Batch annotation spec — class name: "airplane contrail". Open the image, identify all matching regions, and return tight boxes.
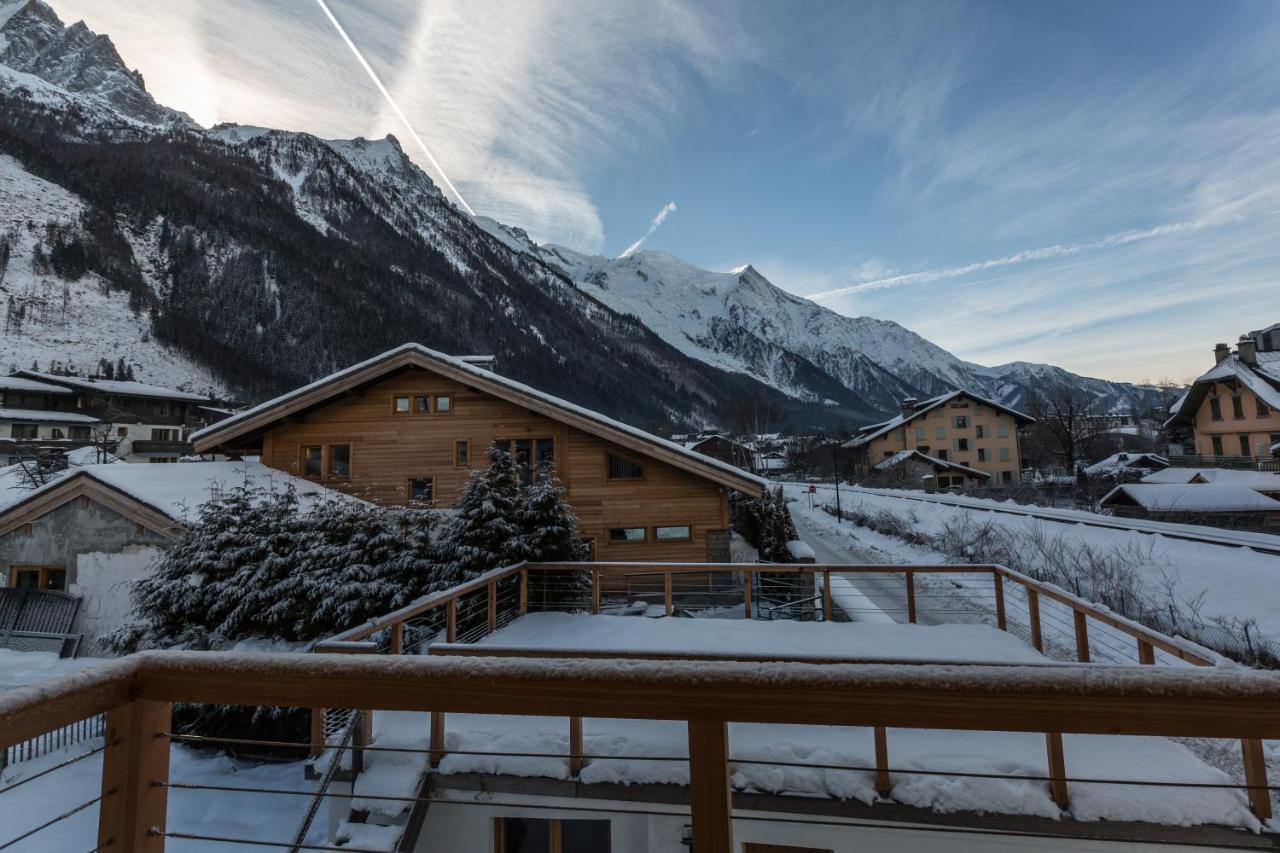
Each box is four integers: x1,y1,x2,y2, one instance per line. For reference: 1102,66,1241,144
620,201,677,258
313,0,475,216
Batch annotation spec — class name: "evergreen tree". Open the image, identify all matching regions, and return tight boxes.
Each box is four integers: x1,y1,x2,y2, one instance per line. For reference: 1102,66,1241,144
517,465,590,610
442,443,524,578
115,356,128,381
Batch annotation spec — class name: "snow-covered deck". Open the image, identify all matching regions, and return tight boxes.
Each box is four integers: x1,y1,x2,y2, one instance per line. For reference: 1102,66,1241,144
472,611,1050,664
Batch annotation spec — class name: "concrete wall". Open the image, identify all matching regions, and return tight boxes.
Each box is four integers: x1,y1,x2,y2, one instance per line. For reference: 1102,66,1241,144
0,498,168,654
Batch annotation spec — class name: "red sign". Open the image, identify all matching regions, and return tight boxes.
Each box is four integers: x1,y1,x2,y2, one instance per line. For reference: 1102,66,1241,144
808,484,817,493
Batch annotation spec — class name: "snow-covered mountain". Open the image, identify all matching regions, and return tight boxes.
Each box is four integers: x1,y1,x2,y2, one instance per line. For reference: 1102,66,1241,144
477,233,1173,417
0,0,1175,426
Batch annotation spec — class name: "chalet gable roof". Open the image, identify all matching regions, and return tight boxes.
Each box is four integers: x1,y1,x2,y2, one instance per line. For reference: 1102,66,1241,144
1165,352,1280,428
190,344,767,496
846,390,1034,448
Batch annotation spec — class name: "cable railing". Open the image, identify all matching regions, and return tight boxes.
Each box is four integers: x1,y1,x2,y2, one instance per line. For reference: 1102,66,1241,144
1,651,1279,853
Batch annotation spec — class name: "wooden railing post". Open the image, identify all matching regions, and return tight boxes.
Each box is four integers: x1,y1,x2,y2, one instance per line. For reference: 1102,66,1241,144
1137,639,1155,665
822,570,832,622
99,699,172,853
1242,737,1272,820
905,570,917,624
429,712,446,768
309,708,325,758
687,720,733,853
487,581,497,633
993,570,1007,631
569,716,585,776
664,572,673,617
519,568,529,614
873,726,891,797
446,598,457,643
1073,609,1090,663
591,570,601,614
389,622,404,656
1026,588,1043,652
743,571,753,619
1045,732,1069,809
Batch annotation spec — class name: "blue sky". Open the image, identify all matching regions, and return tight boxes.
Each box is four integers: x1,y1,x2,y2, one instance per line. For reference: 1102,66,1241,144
51,0,1280,382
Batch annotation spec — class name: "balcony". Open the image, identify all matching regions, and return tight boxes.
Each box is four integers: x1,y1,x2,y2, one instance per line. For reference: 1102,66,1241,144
127,440,193,456
1,562,1277,852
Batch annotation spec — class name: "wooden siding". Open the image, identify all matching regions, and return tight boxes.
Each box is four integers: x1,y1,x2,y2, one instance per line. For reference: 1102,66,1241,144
261,367,729,562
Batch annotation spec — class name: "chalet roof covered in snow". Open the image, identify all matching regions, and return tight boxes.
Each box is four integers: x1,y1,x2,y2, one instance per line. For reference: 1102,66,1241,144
0,461,359,539
1081,452,1168,476
872,449,991,480
189,343,767,495
14,371,212,402
0,407,99,423
1140,468,1280,492
846,390,1034,448
0,375,72,394
1101,483,1280,513
1166,350,1280,427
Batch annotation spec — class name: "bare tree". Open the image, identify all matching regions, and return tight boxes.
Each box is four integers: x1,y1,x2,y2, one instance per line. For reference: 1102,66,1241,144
12,445,67,489
1024,384,1107,474
722,391,784,441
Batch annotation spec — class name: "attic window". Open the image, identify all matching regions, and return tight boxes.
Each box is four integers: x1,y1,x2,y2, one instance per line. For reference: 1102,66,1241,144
606,452,644,481
393,396,411,414
435,395,452,413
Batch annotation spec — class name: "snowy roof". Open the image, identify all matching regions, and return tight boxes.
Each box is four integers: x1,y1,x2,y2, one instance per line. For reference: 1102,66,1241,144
190,343,766,495
1166,352,1280,427
0,461,360,534
1140,468,1280,491
1101,484,1280,513
1081,452,1168,476
847,390,1034,448
14,371,211,402
871,449,991,479
0,408,99,424
0,376,72,394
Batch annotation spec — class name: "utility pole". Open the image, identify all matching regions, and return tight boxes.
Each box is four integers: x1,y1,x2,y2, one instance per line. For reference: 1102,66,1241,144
832,438,842,523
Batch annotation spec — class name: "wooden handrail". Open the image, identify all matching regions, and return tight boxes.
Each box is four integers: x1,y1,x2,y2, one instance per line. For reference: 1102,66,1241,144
7,651,1280,750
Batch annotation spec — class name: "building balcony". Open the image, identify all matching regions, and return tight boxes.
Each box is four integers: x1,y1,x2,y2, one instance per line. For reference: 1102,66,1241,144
127,440,193,456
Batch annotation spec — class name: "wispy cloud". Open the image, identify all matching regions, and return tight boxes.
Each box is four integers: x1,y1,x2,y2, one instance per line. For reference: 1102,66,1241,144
807,219,1209,299
620,201,677,258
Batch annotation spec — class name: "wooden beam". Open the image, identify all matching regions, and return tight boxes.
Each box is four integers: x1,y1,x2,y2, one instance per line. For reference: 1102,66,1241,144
822,570,832,622
687,720,733,853
389,622,403,656
430,712,445,768
487,581,497,634
98,700,171,853
905,571,917,624
519,568,529,615
1138,639,1155,666
569,716,585,776
1044,732,1069,809
993,570,1006,631
446,598,457,643
1027,589,1043,652
1073,609,1091,663
743,571,752,619
664,573,673,617
1242,737,1272,820
873,726,891,797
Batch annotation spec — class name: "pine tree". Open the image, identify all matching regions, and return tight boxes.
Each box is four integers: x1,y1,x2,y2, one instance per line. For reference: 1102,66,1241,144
442,443,524,578
517,465,590,610
115,356,129,381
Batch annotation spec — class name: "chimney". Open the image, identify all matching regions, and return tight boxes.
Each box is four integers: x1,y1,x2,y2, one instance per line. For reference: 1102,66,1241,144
1238,335,1257,367
901,397,918,419
1213,343,1231,365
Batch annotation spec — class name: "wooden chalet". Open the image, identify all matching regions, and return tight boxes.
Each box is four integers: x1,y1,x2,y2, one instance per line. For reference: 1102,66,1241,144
190,344,767,562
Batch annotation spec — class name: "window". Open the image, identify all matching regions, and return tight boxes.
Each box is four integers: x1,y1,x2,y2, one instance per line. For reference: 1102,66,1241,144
654,525,691,541
1259,399,1271,418
999,446,1011,462
148,457,179,464
494,817,610,853
1210,398,1223,421
975,425,987,438
882,450,894,458
915,445,931,455
455,440,470,467
9,566,65,591
11,423,36,440
936,449,948,460
915,427,926,440
609,527,646,543
606,452,644,481
415,395,430,413
409,477,434,503
1240,435,1252,457
1211,436,1224,456
997,423,1009,438
393,395,411,414
977,448,988,462
955,437,969,451
117,427,128,437
1001,471,1013,484
328,444,351,479
934,426,945,440
151,428,178,441
952,415,968,429
435,395,452,413
302,446,323,477
500,438,555,484
1232,396,1245,419
49,427,64,440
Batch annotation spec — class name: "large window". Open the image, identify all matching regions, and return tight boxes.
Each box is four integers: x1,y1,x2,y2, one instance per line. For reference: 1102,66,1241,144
151,428,178,441
498,438,555,484
606,452,644,481
11,424,36,440
1232,396,1245,419
69,426,91,441
495,817,610,853
1210,398,1223,421
9,566,66,591
455,440,470,467
999,446,1011,462
302,446,323,477
608,527,646,543
1211,436,1224,456
1240,435,1252,457
409,477,434,503
654,525,691,541
952,415,969,429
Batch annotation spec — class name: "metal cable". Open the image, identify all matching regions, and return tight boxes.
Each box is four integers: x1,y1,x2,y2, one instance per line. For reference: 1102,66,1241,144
0,793,107,851
0,743,109,796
